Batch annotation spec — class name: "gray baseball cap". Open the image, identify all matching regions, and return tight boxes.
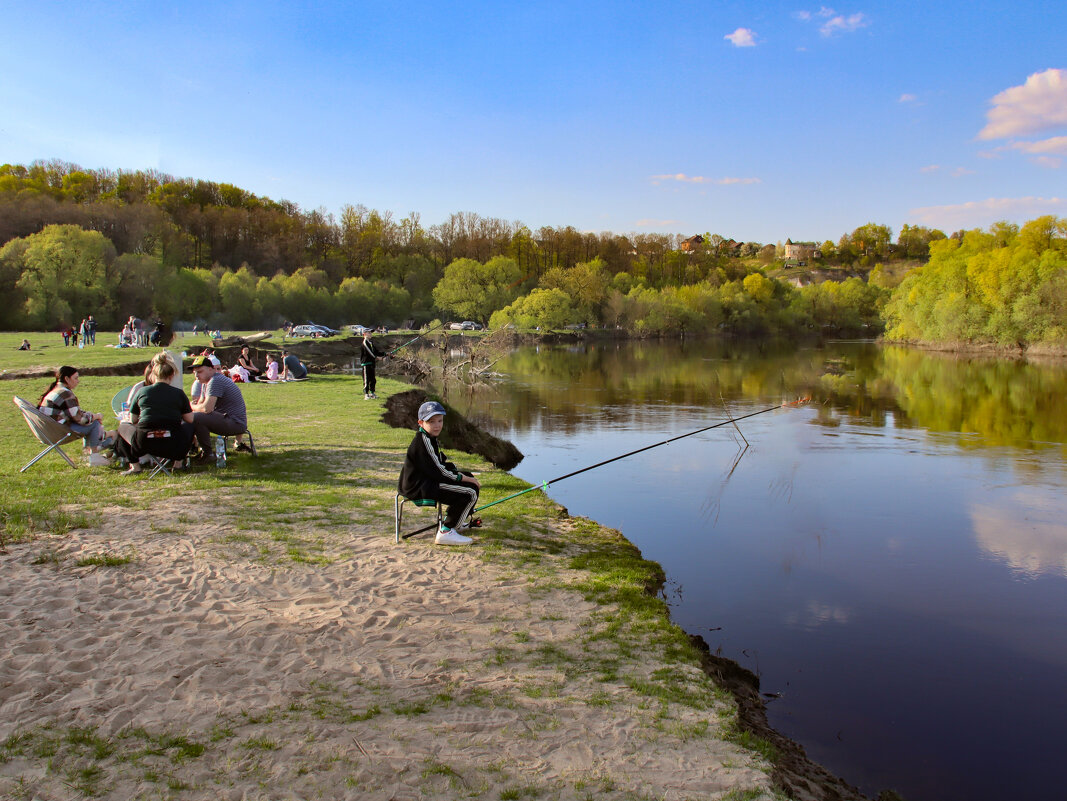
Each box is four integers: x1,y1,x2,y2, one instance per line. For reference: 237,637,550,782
417,400,447,421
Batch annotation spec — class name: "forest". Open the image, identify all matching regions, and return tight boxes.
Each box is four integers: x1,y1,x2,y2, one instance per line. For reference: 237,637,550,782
1,160,1065,346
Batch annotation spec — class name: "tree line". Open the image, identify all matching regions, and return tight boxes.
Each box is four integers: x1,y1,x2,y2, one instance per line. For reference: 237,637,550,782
1,160,1064,346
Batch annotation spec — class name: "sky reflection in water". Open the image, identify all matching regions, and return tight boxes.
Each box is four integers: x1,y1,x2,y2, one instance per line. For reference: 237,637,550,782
446,340,1067,801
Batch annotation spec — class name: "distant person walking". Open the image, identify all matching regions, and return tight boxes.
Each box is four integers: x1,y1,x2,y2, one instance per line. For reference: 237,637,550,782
87,315,96,345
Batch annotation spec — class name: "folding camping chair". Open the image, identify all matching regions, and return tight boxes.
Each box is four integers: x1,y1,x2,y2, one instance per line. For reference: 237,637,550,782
394,493,442,544
143,453,175,478
13,396,83,472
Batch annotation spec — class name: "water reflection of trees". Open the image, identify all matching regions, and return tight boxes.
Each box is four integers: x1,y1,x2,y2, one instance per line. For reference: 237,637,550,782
460,340,1067,452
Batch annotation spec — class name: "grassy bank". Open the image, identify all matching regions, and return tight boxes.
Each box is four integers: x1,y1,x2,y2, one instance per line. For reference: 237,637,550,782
0,366,788,799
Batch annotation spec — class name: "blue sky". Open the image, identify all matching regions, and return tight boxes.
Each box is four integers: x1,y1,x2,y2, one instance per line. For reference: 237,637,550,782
2,0,1064,244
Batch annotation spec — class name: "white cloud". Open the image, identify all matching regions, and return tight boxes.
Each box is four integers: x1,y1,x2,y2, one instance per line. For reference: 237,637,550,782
978,68,1067,140
909,196,1067,228
899,93,917,103
724,27,757,47
951,167,975,177
1011,136,1067,155
820,12,869,36
650,173,761,186
920,164,940,173
795,8,869,37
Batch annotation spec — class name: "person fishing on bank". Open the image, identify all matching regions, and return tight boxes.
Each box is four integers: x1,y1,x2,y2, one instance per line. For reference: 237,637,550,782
398,401,481,546
359,329,388,399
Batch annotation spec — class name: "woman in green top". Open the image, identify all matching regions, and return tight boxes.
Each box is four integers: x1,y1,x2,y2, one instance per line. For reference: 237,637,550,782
118,353,195,475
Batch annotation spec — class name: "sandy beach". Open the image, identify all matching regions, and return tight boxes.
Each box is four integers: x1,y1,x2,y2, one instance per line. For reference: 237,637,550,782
0,494,780,800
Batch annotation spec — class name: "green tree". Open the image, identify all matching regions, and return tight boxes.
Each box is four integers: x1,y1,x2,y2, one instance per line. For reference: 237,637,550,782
432,256,522,324
4,224,118,328
218,266,259,327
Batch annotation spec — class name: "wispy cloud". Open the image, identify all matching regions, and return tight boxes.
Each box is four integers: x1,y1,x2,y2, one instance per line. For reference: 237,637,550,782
919,165,974,177
909,196,1067,228
978,68,1067,140
899,93,917,103
795,7,869,36
819,12,869,36
1011,136,1067,155
724,27,757,47
650,173,761,186
1009,137,1067,168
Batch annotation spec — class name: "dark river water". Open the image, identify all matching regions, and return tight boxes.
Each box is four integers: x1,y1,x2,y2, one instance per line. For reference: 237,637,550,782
439,338,1067,801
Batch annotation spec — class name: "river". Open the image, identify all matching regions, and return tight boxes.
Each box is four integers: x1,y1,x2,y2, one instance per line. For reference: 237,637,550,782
439,338,1067,801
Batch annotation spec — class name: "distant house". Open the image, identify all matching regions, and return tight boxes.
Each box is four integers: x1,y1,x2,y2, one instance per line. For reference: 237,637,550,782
784,239,820,262
679,234,705,252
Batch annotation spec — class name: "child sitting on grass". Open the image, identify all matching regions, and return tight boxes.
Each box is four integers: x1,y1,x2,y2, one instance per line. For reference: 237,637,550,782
398,401,481,546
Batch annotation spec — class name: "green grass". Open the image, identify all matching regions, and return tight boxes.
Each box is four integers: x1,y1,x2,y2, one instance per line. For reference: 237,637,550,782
74,551,135,567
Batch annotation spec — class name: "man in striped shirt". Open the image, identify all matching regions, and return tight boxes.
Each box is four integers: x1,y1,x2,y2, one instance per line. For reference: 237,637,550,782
190,355,248,462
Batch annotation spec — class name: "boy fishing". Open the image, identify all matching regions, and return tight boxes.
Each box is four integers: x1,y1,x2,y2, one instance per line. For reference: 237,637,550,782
398,400,481,545
360,329,387,399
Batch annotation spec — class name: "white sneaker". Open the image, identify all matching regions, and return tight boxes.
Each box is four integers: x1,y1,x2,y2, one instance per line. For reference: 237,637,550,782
435,527,473,546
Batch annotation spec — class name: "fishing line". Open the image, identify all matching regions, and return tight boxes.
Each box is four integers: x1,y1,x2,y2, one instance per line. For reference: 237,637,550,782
401,398,808,539
387,321,446,355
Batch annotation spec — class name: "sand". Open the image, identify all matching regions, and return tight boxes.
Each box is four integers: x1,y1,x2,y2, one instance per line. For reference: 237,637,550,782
0,500,778,800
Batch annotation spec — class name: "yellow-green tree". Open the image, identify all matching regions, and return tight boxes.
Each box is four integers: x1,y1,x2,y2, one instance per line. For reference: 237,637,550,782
2,224,118,327
432,256,522,324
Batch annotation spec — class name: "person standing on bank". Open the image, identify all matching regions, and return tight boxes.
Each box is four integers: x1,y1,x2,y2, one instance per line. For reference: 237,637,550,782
359,330,387,399
398,401,481,546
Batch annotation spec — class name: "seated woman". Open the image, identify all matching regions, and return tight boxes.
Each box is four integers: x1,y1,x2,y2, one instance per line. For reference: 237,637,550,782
17,339,30,350
117,353,195,475
237,346,261,381
37,366,116,457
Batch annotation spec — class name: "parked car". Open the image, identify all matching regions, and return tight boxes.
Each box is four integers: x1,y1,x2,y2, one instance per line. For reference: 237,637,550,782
348,324,372,334
459,321,482,330
291,323,336,337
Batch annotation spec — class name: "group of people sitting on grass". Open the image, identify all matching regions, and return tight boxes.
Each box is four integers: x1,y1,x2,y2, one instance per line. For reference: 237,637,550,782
214,346,304,383
37,350,250,474
34,335,483,545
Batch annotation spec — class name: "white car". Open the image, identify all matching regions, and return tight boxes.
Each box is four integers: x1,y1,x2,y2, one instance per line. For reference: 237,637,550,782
348,324,372,334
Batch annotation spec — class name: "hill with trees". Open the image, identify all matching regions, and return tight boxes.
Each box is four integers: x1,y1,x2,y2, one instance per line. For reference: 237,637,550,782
2,160,1064,347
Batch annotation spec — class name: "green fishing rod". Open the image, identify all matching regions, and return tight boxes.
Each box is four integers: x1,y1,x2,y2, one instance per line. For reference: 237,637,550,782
402,399,806,539
388,321,446,356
